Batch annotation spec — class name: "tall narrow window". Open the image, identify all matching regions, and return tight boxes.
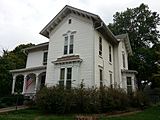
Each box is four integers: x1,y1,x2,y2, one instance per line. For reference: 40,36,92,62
122,52,126,68
110,73,113,88
69,35,74,54
66,68,72,89
64,35,74,55
100,69,103,87
43,52,48,65
127,77,132,94
99,37,102,56
109,45,112,62
59,68,65,87
64,36,68,55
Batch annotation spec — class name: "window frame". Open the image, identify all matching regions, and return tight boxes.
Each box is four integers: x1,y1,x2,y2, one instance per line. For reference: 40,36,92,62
122,52,126,68
127,77,132,94
59,67,72,89
99,36,102,56
66,68,72,89
63,35,74,55
64,36,68,55
109,45,112,63
59,68,65,87
69,35,74,54
109,72,113,88
99,69,103,87
43,51,48,65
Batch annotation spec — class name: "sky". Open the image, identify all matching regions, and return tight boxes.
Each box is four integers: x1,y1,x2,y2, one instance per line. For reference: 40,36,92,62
0,0,160,54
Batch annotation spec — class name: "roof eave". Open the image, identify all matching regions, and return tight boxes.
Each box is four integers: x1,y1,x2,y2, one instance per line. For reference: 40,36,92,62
23,42,49,53
39,5,100,38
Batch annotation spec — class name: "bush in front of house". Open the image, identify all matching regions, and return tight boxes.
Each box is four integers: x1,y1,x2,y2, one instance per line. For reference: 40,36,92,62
99,87,130,112
129,91,150,109
0,94,24,108
35,85,149,114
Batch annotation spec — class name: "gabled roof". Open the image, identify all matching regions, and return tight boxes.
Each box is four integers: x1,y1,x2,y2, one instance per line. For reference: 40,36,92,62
39,5,118,44
116,34,132,55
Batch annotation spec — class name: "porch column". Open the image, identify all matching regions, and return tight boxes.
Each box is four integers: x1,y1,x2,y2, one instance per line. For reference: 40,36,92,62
34,73,39,92
11,75,16,94
22,74,27,94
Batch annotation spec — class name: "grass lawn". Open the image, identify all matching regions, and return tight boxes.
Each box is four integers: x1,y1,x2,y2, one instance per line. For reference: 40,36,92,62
0,105,160,120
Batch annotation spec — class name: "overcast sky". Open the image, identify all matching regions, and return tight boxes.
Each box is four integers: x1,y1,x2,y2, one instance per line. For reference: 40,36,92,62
0,0,160,54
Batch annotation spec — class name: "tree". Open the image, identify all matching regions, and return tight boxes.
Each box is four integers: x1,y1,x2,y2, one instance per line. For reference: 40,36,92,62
109,3,160,51
0,43,34,97
108,3,160,89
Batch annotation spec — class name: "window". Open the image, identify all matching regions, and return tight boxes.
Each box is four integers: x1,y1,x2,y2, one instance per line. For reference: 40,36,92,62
59,68,72,89
43,52,48,65
64,36,68,55
63,35,74,55
109,45,112,62
110,73,113,88
68,19,72,24
127,77,132,94
40,75,46,88
69,35,74,54
66,68,72,89
100,69,103,87
122,52,126,68
99,37,102,56
59,68,65,87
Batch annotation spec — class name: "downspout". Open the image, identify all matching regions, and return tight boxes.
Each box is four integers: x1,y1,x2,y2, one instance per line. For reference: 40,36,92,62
95,22,103,30
22,49,27,56
94,21,104,87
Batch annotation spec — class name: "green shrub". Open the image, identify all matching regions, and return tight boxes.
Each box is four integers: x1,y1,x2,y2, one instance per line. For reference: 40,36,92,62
130,91,149,108
0,94,24,108
35,85,149,114
99,87,130,112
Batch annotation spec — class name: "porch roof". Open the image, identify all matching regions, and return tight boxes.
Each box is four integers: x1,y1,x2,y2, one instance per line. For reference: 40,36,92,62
121,69,138,74
10,66,46,74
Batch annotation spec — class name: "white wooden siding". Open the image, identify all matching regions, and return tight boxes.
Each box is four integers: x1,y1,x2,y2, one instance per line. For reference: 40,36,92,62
46,14,95,87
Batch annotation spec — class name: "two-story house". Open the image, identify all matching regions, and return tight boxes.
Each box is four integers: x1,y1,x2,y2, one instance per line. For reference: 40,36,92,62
10,5,137,98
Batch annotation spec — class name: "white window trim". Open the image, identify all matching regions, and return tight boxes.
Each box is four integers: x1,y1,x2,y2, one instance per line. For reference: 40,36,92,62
63,31,76,56
42,50,48,65
109,45,112,63
122,51,126,69
99,36,102,57
109,71,113,88
59,67,72,87
99,67,104,87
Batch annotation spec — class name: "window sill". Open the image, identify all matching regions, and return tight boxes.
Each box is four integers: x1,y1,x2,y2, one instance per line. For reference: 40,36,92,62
63,54,74,57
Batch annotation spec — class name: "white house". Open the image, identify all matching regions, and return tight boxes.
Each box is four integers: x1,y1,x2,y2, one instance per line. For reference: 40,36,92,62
10,5,137,98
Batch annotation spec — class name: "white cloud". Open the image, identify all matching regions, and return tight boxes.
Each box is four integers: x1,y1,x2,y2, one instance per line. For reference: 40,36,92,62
0,0,160,53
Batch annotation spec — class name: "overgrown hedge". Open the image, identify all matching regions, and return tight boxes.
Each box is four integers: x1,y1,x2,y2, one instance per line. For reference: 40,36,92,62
35,86,149,114
0,94,24,108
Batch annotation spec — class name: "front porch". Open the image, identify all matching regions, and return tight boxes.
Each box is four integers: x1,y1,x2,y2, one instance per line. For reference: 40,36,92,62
10,66,46,98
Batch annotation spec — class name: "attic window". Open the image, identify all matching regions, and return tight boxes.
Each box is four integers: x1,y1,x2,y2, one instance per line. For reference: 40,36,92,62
68,19,72,24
